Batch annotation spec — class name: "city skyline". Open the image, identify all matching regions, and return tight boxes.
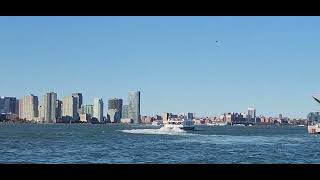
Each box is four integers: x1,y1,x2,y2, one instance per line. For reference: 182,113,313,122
1,16,320,118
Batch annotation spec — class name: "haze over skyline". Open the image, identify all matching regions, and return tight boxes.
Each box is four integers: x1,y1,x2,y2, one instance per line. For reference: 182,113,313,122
0,16,319,118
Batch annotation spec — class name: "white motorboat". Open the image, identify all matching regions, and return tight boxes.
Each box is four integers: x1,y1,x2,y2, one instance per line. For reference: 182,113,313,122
308,123,320,134
164,118,195,130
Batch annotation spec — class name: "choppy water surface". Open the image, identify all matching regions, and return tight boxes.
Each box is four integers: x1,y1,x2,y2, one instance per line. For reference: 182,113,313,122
0,123,319,163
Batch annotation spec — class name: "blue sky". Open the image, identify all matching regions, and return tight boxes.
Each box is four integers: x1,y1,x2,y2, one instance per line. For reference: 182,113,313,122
0,16,319,118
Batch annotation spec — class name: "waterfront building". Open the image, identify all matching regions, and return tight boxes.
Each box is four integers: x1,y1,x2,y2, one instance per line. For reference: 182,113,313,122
19,94,39,121
0,97,18,114
62,96,78,120
121,118,133,124
72,93,83,115
93,98,104,122
56,100,62,119
122,105,128,119
108,109,121,123
128,91,140,123
224,112,246,124
247,107,256,123
40,92,57,123
108,98,123,118
80,113,91,123
279,114,283,120
187,113,194,120
140,116,146,123
162,112,169,124
143,116,153,124
307,112,320,122
81,104,94,116
6,113,19,121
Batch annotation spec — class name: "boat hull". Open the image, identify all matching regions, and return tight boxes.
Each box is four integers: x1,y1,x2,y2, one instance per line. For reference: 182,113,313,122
308,125,320,134
180,126,195,130
163,124,195,130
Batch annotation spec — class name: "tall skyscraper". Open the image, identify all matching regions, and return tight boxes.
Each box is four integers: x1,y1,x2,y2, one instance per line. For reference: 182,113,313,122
72,93,83,112
81,104,94,116
187,113,194,120
62,96,78,119
93,98,103,122
0,97,18,114
128,91,140,123
56,100,62,119
15,99,19,115
122,105,129,119
19,94,39,121
40,92,57,123
279,114,283,120
108,109,120,123
108,98,123,121
162,112,169,124
247,107,256,123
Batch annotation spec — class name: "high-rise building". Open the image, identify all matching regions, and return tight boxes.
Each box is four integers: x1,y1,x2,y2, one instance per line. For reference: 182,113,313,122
279,114,283,120
108,98,123,118
72,93,83,112
62,96,78,119
40,92,57,123
307,112,320,122
15,99,19,115
187,113,194,120
247,107,256,123
93,98,103,122
81,104,94,116
162,112,169,124
108,109,121,123
56,100,62,119
0,97,18,114
122,105,129,119
128,91,140,123
19,94,39,121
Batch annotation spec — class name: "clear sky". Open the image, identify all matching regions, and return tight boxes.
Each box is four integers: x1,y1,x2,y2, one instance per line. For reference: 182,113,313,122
0,16,319,118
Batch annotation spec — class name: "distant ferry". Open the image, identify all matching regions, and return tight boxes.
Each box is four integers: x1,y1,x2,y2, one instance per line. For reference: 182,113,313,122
308,123,320,134
164,118,195,130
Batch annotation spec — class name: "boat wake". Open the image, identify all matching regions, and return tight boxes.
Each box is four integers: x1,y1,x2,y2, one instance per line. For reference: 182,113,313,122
119,126,187,135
